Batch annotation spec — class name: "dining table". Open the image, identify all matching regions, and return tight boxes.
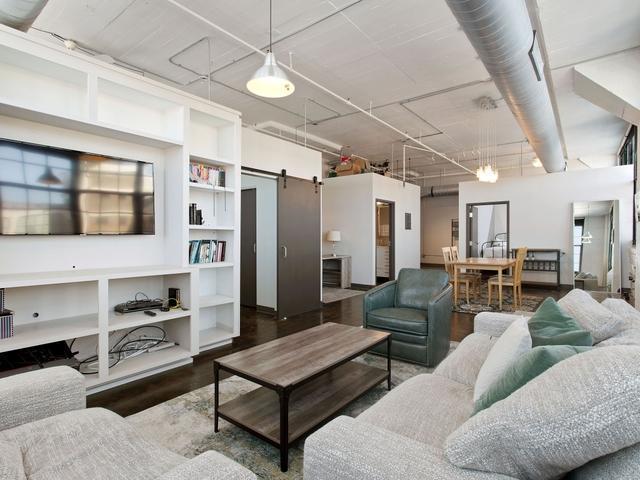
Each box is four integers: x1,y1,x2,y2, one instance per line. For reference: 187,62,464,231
453,257,517,310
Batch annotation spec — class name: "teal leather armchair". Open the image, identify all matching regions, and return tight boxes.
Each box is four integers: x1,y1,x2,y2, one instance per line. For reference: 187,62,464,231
363,268,452,367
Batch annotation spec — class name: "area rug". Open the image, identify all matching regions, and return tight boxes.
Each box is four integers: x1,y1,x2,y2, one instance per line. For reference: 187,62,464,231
322,286,364,304
127,346,456,479
453,291,544,314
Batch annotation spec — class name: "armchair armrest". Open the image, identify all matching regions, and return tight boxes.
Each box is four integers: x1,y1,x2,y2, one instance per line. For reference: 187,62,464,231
363,280,397,322
0,366,85,431
157,451,256,480
427,284,453,366
304,416,514,480
474,312,524,337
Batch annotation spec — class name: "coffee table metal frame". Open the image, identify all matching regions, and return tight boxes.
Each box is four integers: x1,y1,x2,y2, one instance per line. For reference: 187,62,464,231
213,334,391,472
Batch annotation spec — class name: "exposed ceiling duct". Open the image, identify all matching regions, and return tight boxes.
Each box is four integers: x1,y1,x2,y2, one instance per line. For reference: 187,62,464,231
445,0,566,173
422,184,459,198
0,0,48,31
253,120,343,152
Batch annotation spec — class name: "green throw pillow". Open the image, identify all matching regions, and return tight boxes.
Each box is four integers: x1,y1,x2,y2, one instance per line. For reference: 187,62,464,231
473,345,591,414
528,297,593,347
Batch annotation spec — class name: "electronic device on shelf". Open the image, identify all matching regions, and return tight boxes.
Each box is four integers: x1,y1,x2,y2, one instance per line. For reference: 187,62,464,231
114,299,163,314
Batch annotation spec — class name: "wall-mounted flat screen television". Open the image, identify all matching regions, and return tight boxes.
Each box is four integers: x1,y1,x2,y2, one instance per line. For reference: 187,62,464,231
0,139,155,235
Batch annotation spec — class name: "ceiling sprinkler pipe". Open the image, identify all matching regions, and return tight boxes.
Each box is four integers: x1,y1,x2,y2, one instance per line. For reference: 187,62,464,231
164,0,475,176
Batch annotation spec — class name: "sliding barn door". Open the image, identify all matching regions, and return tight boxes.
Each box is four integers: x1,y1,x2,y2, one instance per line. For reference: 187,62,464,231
277,176,321,319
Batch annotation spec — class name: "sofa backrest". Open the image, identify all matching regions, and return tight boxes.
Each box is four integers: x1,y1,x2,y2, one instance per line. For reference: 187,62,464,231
395,268,449,310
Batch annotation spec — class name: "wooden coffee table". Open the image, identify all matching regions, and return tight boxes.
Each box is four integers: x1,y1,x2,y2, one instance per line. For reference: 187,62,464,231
213,322,391,472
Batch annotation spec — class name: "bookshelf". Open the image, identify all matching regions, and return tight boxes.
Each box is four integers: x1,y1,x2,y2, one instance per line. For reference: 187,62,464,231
0,25,242,390
186,107,240,351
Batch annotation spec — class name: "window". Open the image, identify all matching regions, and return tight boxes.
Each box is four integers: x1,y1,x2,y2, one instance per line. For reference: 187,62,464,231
619,125,637,166
573,219,584,273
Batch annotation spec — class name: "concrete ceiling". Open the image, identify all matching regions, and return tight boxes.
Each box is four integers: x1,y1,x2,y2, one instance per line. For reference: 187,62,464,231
27,0,640,185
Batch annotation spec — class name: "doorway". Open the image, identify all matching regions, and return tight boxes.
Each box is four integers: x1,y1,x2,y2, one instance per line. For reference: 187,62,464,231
375,200,395,284
466,201,510,258
240,188,257,307
240,173,278,312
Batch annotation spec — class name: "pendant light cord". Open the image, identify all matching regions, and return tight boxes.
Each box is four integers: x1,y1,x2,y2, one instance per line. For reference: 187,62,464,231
269,0,272,52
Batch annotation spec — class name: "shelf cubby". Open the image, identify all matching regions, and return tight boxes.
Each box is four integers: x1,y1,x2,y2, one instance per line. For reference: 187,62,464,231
0,314,98,354
96,78,184,144
0,44,88,121
189,109,235,161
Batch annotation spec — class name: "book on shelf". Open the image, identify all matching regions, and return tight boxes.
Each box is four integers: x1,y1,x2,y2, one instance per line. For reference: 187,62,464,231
189,163,226,188
189,239,226,264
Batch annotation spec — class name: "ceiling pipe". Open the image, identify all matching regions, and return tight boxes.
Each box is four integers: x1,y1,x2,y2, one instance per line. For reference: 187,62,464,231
445,0,566,173
0,0,49,31
164,0,475,176
422,184,459,198
254,120,343,151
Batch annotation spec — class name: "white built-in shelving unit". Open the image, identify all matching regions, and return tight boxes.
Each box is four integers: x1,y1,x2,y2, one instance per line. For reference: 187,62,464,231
0,25,241,391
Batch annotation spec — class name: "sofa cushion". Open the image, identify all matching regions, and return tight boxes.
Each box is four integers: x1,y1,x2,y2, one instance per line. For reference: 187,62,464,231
395,268,448,310
434,333,496,387
473,345,590,414
568,442,640,480
368,307,428,335
358,373,473,448
527,297,593,347
558,289,623,343
0,439,26,480
0,408,185,480
446,346,640,480
473,317,531,402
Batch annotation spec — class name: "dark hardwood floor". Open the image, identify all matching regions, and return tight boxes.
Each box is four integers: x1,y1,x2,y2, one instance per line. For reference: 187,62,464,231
89,284,565,417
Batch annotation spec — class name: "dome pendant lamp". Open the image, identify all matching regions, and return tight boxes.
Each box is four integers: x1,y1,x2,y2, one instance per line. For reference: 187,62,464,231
246,0,295,98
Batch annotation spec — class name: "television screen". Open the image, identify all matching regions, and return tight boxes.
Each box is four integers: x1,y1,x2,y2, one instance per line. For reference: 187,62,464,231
0,139,155,235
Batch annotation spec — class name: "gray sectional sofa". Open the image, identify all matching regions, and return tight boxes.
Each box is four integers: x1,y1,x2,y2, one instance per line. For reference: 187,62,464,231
304,296,640,480
0,367,255,480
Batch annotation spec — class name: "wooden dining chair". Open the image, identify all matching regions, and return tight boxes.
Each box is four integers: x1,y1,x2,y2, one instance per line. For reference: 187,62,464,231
451,246,482,285
488,247,528,308
442,246,479,304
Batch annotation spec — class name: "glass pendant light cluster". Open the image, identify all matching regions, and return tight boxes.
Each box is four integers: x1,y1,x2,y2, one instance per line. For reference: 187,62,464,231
475,96,499,183
246,0,295,98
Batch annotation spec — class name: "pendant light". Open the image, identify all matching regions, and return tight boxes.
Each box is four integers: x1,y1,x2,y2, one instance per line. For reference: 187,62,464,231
37,165,62,185
246,0,295,98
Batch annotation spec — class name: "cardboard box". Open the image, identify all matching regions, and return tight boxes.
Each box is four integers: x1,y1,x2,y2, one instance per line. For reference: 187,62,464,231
336,162,362,176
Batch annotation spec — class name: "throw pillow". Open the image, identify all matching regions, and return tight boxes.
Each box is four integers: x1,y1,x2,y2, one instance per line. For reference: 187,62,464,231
446,346,640,480
473,316,531,402
473,345,591,414
558,289,623,343
601,298,640,329
0,440,25,480
528,297,593,347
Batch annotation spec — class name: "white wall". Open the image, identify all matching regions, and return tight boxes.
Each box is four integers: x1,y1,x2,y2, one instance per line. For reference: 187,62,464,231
323,175,373,284
421,195,458,264
242,127,322,180
459,165,634,290
372,174,421,281
323,174,421,285
0,115,167,274
241,173,277,310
